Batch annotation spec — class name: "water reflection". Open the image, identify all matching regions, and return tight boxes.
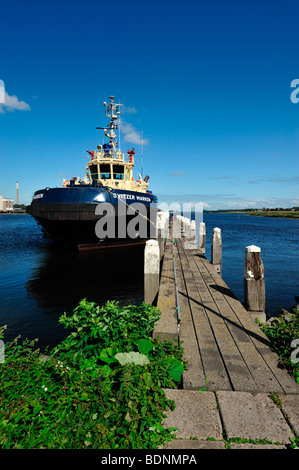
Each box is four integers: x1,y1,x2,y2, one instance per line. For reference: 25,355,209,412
26,243,145,312
24,243,145,349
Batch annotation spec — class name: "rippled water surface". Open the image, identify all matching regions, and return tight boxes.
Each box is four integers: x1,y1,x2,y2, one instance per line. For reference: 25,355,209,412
0,214,144,350
0,213,298,350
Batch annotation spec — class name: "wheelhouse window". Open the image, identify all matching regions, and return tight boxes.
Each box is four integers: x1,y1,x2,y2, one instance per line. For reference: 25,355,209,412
100,164,111,179
113,164,124,180
89,164,98,181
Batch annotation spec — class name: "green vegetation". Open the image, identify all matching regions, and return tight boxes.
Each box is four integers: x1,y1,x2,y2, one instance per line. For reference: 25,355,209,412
248,210,299,219
260,307,299,384
0,300,186,449
202,208,299,218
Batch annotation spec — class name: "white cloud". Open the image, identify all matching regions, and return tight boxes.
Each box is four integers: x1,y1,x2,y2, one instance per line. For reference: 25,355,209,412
169,171,186,176
123,106,137,114
249,176,299,184
120,120,148,146
0,91,31,113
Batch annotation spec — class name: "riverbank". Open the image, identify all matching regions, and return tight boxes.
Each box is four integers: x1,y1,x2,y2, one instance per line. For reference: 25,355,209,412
0,211,28,215
247,210,299,219
203,210,299,219
1,299,298,450
0,300,186,449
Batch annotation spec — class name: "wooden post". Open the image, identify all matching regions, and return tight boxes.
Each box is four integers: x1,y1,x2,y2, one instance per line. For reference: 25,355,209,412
180,216,185,236
211,227,222,275
176,215,184,238
164,211,170,239
198,222,206,254
185,220,197,249
185,218,191,239
172,217,181,239
156,212,165,260
144,240,160,304
243,245,266,322
190,220,196,240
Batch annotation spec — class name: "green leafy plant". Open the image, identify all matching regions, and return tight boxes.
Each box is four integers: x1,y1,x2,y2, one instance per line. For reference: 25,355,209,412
260,308,299,383
0,300,185,449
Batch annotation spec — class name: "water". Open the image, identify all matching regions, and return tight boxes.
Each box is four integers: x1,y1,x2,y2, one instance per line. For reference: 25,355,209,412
0,214,145,351
198,212,298,315
0,213,298,351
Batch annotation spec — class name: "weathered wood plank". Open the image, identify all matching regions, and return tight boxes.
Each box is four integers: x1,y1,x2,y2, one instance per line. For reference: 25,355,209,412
154,242,178,342
177,246,232,391
173,245,207,390
190,251,286,393
155,222,299,394
196,252,299,394
179,243,259,392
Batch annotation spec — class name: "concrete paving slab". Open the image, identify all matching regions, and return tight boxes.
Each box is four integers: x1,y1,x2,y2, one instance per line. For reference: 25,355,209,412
216,391,293,444
164,439,226,449
230,443,287,449
162,389,222,440
280,394,299,436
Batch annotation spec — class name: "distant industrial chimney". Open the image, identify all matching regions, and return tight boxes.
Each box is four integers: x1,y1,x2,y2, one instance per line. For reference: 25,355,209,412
16,181,19,205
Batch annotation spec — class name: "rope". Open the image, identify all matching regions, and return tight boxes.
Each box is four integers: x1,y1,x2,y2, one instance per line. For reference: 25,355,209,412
105,187,157,228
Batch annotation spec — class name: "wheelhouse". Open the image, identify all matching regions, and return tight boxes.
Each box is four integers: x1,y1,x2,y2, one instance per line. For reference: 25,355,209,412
63,96,151,193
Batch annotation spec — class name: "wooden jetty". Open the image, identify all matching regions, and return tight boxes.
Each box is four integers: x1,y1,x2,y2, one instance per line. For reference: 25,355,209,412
147,216,299,395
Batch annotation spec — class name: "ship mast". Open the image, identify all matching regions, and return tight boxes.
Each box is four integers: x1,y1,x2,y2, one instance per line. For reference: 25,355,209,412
98,95,123,158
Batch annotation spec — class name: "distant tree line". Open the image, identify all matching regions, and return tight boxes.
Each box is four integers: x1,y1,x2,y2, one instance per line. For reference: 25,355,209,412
203,207,299,213
13,204,27,212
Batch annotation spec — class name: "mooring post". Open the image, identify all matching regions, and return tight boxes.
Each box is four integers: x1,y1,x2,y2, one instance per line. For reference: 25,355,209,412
180,216,185,236
211,227,222,275
178,215,184,238
243,245,266,322
198,222,206,254
190,220,196,240
173,216,181,239
185,219,197,249
163,211,170,239
144,239,160,304
156,212,165,260
185,218,191,239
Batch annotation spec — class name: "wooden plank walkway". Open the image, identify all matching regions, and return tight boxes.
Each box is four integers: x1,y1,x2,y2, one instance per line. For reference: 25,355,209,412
154,238,299,395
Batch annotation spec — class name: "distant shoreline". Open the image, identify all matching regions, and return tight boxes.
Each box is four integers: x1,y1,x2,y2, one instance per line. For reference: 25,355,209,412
0,212,28,215
247,211,299,220
204,210,299,220
1,210,298,220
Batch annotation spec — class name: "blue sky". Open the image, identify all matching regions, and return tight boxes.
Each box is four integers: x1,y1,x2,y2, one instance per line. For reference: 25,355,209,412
0,0,298,209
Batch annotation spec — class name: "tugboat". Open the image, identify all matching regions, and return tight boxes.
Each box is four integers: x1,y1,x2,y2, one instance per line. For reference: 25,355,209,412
27,96,158,249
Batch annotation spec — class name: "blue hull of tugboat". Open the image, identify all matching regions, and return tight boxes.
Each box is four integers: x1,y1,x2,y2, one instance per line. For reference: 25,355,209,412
27,185,158,249
30,185,157,205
